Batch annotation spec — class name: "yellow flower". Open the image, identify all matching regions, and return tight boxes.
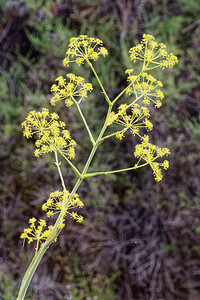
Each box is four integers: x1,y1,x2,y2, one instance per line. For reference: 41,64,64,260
143,119,153,131
70,212,83,223
116,131,125,140
63,35,108,67
142,34,155,43
126,72,165,108
42,190,84,222
163,160,169,170
131,127,139,136
129,33,178,69
155,100,162,108
22,109,76,159
50,74,93,107
160,53,178,69
107,112,117,125
109,103,153,138
134,138,170,181
20,218,53,247
57,221,65,229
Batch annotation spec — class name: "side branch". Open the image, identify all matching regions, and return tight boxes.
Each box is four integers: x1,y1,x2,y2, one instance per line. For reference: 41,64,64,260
99,129,126,143
54,151,66,190
73,97,95,145
112,60,150,106
84,162,149,178
112,70,144,105
86,59,112,105
44,133,82,179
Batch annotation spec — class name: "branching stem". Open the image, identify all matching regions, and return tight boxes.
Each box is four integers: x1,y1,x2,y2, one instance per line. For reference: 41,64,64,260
17,50,152,300
72,96,95,145
86,59,112,105
84,162,149,178
54,151,66,190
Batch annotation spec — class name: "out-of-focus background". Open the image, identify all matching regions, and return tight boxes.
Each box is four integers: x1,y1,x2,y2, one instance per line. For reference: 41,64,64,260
0,0,200,299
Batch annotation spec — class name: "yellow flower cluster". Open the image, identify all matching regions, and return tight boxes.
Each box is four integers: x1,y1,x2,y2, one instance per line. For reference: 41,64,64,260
20,218,53,246
50,73,93,107
20,190,84,249
134,135,170,181
129,34,178,69
21,108,76,158
126,71,164,108
108,103,153,139
63,35,108,67
42,190,84,223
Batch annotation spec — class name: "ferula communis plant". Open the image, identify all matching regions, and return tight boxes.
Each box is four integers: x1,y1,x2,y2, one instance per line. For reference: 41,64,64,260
17,34,178,299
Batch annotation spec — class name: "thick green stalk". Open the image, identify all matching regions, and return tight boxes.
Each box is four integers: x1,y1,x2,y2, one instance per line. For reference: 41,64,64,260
81,104,113,177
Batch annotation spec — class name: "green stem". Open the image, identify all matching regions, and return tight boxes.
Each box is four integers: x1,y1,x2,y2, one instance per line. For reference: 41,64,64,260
44,132,82,179
99,128,126,143
81,104,113,177
17,178,83,300
111,70,144,105
112,60,151,106
84,162,149,178
54,151,66,190
97,104,113,141
98,93,143,144
74,99,95,145
86,59,112,105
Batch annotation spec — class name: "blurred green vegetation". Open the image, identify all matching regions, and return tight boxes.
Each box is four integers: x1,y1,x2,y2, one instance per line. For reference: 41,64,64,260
0,0,200,299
